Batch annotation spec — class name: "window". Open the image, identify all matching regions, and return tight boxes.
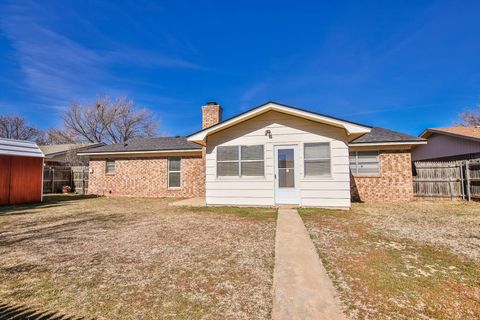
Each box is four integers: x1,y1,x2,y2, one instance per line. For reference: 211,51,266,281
168,157,181,188
349,151,380,175
217,146,239,176
106,159,115,174
304,143,331,177
241,145,264,176
217,145,264,177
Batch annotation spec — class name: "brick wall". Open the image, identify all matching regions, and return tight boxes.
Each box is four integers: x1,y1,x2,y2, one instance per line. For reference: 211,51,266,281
88,156,205,198
351,150,414,202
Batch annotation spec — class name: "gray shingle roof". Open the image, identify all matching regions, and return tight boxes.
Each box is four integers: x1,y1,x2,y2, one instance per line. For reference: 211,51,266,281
80,128,422,154
350,127,426,144
81,136,201,153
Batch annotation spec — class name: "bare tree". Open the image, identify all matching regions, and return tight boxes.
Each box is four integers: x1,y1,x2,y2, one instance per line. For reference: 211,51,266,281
457,104,480,126
0,114,43,142
64,147,89,166
46,128,81,144
61,96,159,143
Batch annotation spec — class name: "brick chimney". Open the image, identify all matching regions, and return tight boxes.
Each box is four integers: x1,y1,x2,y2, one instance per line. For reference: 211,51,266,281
202,101,223,129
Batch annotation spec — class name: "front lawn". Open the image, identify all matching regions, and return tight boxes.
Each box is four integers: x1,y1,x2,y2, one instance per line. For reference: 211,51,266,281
0,195,277,319
300,201,480,320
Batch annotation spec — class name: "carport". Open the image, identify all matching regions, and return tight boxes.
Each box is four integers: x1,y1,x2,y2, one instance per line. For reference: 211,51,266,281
0,138,44,205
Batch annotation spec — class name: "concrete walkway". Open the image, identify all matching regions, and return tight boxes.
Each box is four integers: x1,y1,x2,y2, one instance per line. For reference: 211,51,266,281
272,208,346,320
169,197,206,207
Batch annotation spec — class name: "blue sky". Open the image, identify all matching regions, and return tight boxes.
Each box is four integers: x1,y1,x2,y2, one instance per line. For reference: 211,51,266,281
1,0,479,136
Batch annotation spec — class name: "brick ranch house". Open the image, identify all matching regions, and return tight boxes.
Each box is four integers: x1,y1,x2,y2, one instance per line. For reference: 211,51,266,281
79,101,426,208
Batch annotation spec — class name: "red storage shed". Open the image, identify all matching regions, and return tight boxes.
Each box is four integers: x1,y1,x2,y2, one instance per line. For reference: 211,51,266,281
0,138,44,205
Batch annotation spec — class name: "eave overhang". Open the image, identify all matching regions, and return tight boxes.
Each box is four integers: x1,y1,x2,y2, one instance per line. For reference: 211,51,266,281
77,149,202,156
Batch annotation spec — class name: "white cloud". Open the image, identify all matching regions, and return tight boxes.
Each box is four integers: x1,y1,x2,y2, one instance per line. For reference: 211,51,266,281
0,0,201,108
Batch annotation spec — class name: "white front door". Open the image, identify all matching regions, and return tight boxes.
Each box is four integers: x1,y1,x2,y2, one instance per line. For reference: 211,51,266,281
274,145,300,205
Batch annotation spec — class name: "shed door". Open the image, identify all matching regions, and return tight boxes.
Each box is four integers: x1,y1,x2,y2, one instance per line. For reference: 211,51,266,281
9,157,43,205
274,146,300,205
0,156,11,205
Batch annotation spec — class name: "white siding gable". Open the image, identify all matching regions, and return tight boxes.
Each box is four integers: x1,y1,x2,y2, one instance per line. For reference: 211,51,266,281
205,111,351,208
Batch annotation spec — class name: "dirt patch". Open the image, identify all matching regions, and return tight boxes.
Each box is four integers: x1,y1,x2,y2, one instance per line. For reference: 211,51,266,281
0,195,277,319
300,201,480,320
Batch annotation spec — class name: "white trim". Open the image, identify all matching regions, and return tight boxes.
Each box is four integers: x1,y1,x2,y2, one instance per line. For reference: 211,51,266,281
188,102,371,145
274,144,300,205
78,149,202,156
349,141,427,147
303,142,332,178
216,144,266,178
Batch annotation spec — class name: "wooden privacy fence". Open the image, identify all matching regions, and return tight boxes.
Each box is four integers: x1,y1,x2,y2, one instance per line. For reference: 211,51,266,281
72,166,89,195
43,166,89,195
413,160,480,200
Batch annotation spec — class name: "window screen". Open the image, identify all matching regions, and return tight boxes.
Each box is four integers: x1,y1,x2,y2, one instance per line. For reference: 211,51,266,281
217,146,239,176
349,151,380,175
106,159,115,174
241,145,264,176
168,157,181,188
217,145,264,177
304,143,331,176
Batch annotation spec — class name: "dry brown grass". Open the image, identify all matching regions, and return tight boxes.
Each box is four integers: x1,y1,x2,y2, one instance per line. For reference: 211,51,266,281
300,201,480,320
0,195,277,319
353,201,480,260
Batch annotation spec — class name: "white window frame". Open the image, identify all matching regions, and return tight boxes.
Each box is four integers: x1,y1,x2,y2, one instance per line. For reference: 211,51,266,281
216,146,240,177
349,151,380,176
167,156,182,189
303,142,332,178
105,159,115,174
216,145,265,178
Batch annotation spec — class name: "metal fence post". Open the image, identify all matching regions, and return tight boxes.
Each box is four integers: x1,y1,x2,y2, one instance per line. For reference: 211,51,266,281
460,162,465,200
466,160,471,202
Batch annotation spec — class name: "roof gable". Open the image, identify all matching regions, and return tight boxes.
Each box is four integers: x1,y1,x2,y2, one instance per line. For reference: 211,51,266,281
421,127,480,142
188,101,372,145
39,143,104,156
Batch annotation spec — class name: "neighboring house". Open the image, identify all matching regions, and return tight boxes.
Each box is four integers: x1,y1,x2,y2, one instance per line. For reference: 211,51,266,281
79,101,426,208
412,126,480,162
40,143,104,165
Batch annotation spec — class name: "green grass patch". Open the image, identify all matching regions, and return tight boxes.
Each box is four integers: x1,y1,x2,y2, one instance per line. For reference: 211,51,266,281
299,207,352,218
182,206,278,222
